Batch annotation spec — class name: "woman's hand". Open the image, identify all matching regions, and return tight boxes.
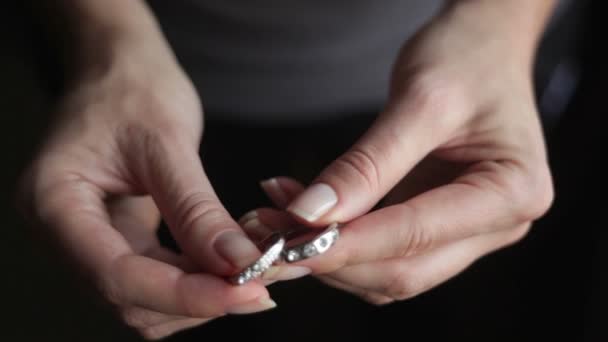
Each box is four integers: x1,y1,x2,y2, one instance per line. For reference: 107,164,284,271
18,23,274,340
246,0,555,304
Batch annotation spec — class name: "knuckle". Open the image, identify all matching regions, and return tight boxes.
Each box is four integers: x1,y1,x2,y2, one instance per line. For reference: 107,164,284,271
406,74,446,107
331,146,381,195
394,205,435,257
118,124,192,169
120,308,146,329
396,73,465,129
384,268,425,301
139,326,169,341
98,278,124,307
506,166,555,223
173,192,228,239
529,169,555,219
121,89,200,139
505,223,532,246
361,292,394,306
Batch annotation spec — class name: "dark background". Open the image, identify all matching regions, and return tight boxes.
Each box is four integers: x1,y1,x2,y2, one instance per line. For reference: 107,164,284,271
1,1,606,341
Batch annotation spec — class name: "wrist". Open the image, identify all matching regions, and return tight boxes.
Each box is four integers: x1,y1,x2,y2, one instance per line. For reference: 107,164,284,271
443,0,557,68
56,0,178,84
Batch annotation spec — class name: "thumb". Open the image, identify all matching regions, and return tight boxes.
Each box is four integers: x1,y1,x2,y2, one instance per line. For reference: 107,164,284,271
131,134,261,276
287,96,451,225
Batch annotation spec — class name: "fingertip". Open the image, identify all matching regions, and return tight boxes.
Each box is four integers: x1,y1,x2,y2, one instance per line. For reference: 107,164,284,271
240,207,299,233
260,176,305,208
226,296,277,315
238,210,259,226
260,178,289,207
271,177,306,197
180,273,268,316
241,217,275,241
286,183,338,223
213,230,262,270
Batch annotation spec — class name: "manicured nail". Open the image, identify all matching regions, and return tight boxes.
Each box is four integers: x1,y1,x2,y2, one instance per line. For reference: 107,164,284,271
262,266,311,281
214,231,260,269
227,297,277,315
260,178,289,205
238,210,258,225
287,183,337,222
242,218,274,240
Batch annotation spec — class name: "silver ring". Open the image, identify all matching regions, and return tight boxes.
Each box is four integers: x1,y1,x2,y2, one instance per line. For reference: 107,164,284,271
282,223,340,263
229,233,285,285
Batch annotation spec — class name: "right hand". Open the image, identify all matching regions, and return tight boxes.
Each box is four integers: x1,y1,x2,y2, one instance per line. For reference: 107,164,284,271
18,48,275,339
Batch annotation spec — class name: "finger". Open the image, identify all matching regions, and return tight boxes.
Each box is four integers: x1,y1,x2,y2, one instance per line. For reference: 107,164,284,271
238,209,313,282
260,177,305,209
239,208,297,241
242,176,305,240
140,318,210,340
107,196,199,271
111,254,273,317
107,196,161,232
323,224,530,300
120,306,196,329
129,134,262,275
316,275,394,305
286,86,459,224
142,246,199,273
293,163,542,273
36,178,272,317
107,196,161,254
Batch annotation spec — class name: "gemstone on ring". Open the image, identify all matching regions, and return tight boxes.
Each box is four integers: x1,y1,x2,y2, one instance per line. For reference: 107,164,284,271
282,223,340,263
229,233,285,285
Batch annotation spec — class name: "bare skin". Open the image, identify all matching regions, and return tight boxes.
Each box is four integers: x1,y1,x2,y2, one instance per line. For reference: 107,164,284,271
20,0,556,338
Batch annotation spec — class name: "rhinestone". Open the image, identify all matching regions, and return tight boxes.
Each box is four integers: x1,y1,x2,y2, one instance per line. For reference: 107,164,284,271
303,244,317,257
230,234,285,285
287,250,300,261
319,237,328,248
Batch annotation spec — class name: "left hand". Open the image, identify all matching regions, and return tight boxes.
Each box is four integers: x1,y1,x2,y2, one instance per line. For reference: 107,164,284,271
241,0,554,304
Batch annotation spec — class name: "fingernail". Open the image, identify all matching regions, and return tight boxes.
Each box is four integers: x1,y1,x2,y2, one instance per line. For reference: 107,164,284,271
238,210,258,225
287,183,338,222
262,266,311,281
214,231,261,269
227,297,277,315
260,178,288,205
242,218,274,240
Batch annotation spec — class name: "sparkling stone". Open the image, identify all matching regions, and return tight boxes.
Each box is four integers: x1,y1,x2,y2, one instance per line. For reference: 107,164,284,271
287,250,300,261
252,263,262,272
303,244,317,257
319,237,328,248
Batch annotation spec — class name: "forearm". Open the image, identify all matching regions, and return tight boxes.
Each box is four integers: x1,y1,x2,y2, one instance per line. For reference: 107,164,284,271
444,0,558,66
33,0,176,80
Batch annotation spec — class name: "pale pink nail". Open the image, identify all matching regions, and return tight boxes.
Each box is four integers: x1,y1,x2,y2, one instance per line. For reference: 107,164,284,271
242,218,274,239
238,210,258,225
214,231,260,269
226,297,277,315
287,183,337,222
260,178,289,206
